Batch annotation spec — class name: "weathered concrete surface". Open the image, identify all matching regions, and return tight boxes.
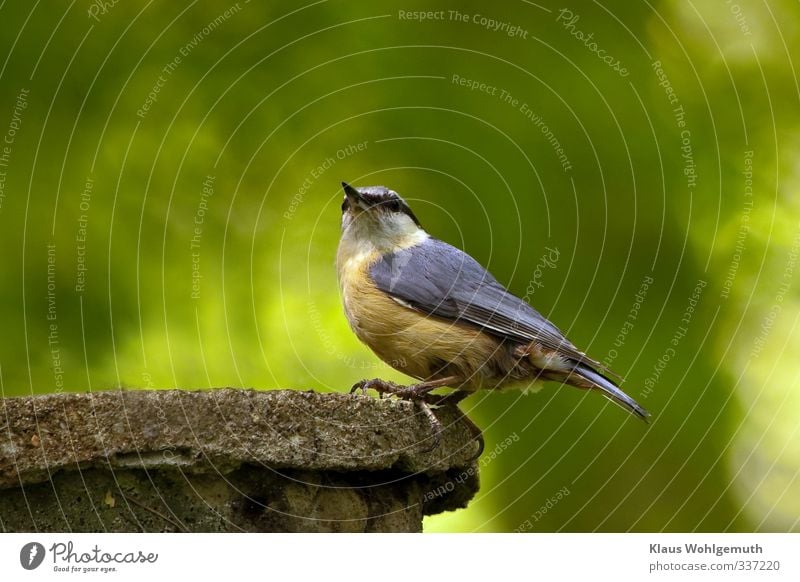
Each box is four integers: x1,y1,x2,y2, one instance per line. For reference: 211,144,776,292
0,389,480,532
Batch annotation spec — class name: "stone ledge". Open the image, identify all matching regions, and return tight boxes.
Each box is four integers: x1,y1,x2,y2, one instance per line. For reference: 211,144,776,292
0,389,480,532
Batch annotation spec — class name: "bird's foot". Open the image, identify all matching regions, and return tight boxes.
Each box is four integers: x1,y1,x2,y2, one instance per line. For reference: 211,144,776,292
417,390,484,459
350,380,483,458
350,378,440,401
350,378,447,451
415,396,484,459
458,411,485,461
415,400,444,453
350,378,401,397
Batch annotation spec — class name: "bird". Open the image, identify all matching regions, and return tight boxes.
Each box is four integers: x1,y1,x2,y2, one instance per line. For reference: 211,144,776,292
336,182,649,446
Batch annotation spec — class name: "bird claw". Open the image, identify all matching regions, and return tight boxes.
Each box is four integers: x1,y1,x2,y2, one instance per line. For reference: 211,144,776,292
349,380,367,395
460,414,485,462
415,399,443,453
351,378,435,400
349,381,483,459
350,379,443,452
350,378,401,397
413,400,483,461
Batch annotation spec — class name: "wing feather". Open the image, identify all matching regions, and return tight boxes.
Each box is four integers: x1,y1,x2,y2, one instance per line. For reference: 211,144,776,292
370,238,611,374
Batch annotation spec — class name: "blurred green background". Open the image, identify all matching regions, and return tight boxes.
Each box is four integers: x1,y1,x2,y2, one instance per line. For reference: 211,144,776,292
1,0,798,532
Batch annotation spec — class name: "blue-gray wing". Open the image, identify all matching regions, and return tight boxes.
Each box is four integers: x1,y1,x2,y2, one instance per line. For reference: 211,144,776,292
370,237,605,371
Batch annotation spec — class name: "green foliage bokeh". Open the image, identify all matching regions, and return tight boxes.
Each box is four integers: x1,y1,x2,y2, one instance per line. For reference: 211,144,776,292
1,0,798,532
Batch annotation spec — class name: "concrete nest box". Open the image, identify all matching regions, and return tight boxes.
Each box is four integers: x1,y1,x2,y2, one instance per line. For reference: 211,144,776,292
0,389,481,532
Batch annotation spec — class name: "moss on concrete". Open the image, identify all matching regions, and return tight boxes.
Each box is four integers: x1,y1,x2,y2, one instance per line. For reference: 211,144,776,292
0,389,480,532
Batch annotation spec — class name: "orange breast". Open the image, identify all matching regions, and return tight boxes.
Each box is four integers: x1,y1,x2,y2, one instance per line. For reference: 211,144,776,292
337,248,503,385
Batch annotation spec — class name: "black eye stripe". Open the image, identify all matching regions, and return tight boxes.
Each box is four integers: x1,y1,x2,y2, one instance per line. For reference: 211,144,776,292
340,188,421,227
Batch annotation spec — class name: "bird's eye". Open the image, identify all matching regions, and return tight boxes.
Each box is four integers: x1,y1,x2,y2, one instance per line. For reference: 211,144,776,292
341,197,350,212
386,200,401,213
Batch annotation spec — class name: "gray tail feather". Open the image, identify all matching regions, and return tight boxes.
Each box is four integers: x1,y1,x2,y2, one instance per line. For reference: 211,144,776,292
574,365,650,422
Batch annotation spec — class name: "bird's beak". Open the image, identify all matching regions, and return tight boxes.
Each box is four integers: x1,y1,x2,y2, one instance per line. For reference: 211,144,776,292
341,182,365,209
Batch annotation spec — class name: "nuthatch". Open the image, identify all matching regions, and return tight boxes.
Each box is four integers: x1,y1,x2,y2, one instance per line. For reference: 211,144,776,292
337,182,649,446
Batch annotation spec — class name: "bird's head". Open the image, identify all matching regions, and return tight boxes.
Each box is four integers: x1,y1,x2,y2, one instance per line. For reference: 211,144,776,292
339,182,424,249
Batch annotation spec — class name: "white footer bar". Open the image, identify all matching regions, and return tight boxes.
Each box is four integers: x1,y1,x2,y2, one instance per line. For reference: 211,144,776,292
1,533,797,581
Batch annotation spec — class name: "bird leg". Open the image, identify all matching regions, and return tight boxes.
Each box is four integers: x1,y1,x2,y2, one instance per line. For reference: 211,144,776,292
350,378,483,457
350,376,459,400
350,378,401,397
415,399,444,453
415,389,484,459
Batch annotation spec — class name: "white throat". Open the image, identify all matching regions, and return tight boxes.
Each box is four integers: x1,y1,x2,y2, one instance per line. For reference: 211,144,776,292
338,213,428,274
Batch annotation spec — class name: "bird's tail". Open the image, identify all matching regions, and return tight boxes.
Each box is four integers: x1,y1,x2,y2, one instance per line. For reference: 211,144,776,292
573,364,650,422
